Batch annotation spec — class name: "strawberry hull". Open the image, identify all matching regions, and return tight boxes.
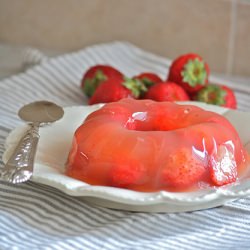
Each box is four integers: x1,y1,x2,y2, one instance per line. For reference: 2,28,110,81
168,53,210,94
144,82,190,102
66,99,248,192
88,78,133,105
81,65,124,97
194,84,237,109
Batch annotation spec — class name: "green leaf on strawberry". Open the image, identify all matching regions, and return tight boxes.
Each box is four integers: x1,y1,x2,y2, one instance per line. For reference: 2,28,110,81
81,65,124,97
181,58,207,87
196,84,226,106
83,70,107,97
194,83,237,109
122,77,147,99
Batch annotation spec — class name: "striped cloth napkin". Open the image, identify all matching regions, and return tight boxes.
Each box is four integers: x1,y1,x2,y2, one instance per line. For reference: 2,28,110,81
0,41,250,250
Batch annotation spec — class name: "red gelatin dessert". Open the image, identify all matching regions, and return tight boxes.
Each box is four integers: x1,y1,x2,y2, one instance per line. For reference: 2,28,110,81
66,99,248,192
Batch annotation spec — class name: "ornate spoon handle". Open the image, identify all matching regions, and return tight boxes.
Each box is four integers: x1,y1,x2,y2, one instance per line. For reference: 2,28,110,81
2,124,40,183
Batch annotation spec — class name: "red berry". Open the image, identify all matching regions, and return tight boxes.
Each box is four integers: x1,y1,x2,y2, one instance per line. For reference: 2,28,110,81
88,78,133,105
110,160,146,188
133,72,162,87
168,53,209,93
194,83,237,109
81,65,124,97
161,148,207,188
209,144,237,186
133,72,163,98
144,82,190,102
220,85,237,109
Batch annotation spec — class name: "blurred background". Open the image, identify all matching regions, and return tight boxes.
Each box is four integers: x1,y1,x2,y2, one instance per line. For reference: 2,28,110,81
0,0,249,78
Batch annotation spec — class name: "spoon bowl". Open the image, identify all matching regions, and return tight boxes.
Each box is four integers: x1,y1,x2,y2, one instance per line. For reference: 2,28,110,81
18,101,64,124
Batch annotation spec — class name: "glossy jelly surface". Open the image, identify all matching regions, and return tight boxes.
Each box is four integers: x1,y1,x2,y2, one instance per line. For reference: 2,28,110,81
66,99,248,192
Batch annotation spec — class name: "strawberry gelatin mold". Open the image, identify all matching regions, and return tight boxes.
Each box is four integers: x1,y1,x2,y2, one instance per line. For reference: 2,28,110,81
65,99,248,192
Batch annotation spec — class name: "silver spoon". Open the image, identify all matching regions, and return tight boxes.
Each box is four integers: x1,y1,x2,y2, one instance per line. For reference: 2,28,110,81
1,101,64,184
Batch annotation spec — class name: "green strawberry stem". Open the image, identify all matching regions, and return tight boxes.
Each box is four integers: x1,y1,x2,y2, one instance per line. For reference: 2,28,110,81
197,85,226,105
181,58,207,87
83,70,107,97
123,77,147,98
141,78,155,87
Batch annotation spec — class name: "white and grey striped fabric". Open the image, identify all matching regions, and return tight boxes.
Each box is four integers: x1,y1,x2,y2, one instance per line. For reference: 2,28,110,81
0,41,250,250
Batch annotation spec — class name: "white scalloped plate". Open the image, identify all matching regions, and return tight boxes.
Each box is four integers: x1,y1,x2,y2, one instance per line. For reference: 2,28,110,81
2,102,250,213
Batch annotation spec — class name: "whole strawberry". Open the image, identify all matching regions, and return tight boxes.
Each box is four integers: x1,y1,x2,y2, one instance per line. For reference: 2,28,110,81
133,72,163,98
133,72,162,87
194,83,237,109
81,65,124,97
88,78,145,105
144,82,190,102
168,53,209,93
